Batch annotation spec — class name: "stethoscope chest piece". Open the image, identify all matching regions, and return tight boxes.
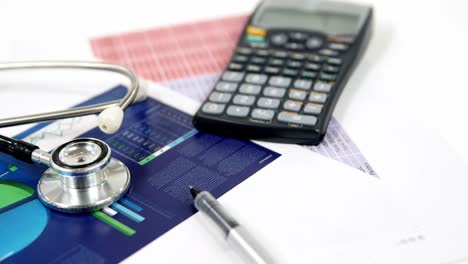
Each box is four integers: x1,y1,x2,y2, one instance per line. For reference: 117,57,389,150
36,138,131,213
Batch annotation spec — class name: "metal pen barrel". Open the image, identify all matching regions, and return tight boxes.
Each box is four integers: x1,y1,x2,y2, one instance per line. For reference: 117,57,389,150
194,191,274,264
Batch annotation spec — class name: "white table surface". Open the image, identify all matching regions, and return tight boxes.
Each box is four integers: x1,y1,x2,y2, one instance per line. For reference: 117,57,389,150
1,0,468,263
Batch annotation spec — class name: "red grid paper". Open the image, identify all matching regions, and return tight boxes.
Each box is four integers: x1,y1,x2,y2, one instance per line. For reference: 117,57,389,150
90,15,249,82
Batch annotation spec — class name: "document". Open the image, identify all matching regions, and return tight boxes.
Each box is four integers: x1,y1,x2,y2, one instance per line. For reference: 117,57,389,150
0,82,433,263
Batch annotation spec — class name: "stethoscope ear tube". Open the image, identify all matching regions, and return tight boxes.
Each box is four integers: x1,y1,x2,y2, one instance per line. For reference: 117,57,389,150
0,61,140,132
0,135,39,163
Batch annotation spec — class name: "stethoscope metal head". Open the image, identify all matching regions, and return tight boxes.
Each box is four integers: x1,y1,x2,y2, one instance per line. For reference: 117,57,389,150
35,138,131,213
0,61,144,214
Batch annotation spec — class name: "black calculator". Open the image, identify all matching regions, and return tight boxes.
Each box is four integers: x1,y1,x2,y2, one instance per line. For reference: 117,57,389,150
193,0,373,145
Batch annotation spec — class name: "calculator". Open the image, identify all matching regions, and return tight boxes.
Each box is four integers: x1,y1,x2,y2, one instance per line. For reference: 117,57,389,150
193,0,373,145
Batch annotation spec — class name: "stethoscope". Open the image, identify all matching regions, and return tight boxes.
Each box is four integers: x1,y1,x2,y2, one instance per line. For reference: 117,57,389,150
0,61,147,213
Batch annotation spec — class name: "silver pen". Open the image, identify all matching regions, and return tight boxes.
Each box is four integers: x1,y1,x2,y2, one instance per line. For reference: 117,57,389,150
189,185,275,264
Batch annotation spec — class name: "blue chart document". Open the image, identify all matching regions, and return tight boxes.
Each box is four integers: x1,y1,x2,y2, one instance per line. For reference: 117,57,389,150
0,86,280,263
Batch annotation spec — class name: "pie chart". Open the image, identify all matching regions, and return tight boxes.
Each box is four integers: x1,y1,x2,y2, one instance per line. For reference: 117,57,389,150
0,180,48,261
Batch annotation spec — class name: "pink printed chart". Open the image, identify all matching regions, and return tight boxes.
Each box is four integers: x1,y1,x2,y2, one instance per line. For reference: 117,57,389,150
90,15,376,176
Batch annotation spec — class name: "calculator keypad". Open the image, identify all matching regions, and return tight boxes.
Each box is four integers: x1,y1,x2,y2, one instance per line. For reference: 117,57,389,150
201,27,349,129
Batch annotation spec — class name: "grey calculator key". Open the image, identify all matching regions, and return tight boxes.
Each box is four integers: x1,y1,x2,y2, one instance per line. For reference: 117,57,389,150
269,76,291,87
273,51,288,58
318,49,339,56
222,71,244,82
246,65,262,72
314,81,332,92
264,66,281,74
329,43,348,51
236,47,252,55
209,92,232,103
290,53,306,60
309,92,327,103
232,55,248,62
202,102,225,114
227,106,250,117
228,63,243,71
233,94,256,106
216,82,238,92
239,84,261,95
278,112,317,126
263,87,286,98
257,97,280,109
294,79,313,90
245,73,268,84
283,100,302,112
251,108,275,120
288,89,307,100
287,60,302,68
304,103,323,114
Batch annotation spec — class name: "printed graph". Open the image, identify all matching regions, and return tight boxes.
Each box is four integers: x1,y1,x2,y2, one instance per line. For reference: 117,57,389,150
103,103,196,165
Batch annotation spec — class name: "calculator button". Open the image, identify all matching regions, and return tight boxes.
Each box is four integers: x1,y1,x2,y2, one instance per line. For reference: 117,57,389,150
239,84,261,95
290,32,308,41
309,92,327,103
307,54,324,63
228,63,244,71
248,42,268,49
216,82,238,92
264,66,281,75
246,65,262,72
202,102,225,114
269,76,292,87
278,112,317,126
320,73,337,81
233,95,256,106
257,97,280,109
288,89,307,100
313,81,333,92
227,106,250,117
245,73,268,84
319,49,339,57
272,51,288,58
282,68,299,77
285,42,305,51
305,37,324,50
290,53,306,60
263,87,286,98
323,65,340,73
251,56,267,64
245,35,265,43
232,55,249,63
251,109,275,120
327,57,342,65
246,26,267,37
287,60,302,68
269,58,285,66
294,79,313,90
283,100,302,112
209,92,232,103
222,71,244,82
255,49,270,56
304,63,321,71
236,47,252,55
329,43,348,51
301,71,317,79
304,103,323,115
270,33,288,46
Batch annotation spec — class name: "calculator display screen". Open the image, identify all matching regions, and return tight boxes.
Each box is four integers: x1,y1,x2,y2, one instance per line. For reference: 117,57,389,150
257,9,360,35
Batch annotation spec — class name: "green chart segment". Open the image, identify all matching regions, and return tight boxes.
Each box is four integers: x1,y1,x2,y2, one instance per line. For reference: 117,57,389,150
0,180,34,209
92,211,136,236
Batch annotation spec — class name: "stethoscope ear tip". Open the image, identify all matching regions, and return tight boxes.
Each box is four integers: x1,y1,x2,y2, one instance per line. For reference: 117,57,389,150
98,106,124,134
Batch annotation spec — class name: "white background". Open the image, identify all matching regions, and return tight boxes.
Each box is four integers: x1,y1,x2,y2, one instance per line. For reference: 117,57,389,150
1,0,468,263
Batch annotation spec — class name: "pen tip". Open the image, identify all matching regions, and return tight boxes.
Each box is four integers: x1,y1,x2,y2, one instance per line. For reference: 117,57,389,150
189,185,201,198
